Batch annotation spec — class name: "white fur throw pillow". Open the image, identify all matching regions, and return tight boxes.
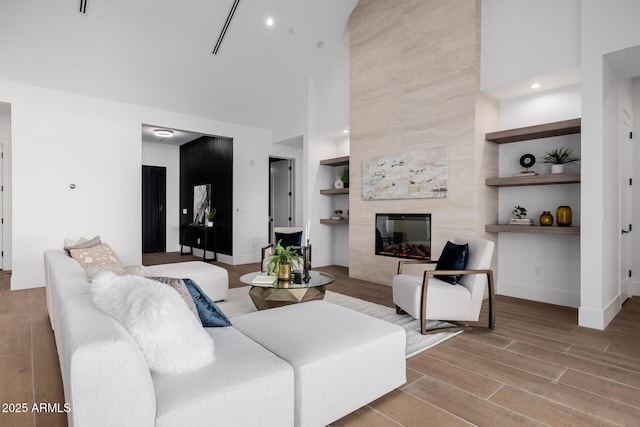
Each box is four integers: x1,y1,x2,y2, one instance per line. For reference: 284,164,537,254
91,271,215,374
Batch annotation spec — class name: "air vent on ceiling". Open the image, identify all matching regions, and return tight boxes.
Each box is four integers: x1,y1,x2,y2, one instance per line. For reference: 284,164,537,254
213,0,240,55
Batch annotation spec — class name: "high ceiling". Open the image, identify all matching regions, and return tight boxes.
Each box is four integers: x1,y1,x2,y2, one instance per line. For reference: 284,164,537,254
0,0,358,131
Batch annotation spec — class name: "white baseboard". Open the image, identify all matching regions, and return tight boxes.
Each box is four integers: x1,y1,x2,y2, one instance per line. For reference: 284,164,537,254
632,280,640,296
578,296,621,330
497,281,579,308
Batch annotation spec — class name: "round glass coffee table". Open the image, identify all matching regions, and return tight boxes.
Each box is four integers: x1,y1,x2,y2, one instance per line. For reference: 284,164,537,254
239,271,335,310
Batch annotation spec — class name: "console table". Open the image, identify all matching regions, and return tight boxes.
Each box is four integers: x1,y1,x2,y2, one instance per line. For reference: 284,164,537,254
180,224,216,261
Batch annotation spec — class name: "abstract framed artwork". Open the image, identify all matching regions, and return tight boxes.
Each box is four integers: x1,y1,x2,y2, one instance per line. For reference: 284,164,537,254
193,184,211,225
362,149,447,200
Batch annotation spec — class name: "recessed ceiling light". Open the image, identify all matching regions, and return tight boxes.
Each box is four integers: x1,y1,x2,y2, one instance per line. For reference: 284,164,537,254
266,17,274,26
530,82,541,89
343,129,349,135
154,129,174,138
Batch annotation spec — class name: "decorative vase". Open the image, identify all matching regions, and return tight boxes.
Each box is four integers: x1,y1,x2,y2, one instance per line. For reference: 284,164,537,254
551,164,565,174
539,211,553,226
556,206,572,227
205,220,214,227
334,178,344,189
278,264,292,281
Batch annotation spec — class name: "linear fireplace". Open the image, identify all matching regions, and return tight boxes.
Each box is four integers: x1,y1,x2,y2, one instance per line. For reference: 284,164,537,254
375,213,431,260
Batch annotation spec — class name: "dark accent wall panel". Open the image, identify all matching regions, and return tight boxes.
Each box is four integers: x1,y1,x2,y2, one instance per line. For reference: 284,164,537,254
180,136,233,255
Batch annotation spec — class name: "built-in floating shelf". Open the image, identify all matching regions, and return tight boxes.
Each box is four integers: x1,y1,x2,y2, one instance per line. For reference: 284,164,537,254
485,224,580,236
320,156,349,166
486,173,581,187
320,218,349,225
320,188,349,195
486,118,581,144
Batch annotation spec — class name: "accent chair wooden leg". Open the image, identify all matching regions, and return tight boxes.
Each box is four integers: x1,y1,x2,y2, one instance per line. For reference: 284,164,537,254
421,319,427,335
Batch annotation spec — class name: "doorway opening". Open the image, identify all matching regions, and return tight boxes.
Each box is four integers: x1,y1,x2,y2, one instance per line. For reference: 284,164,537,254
142,165,167,253
269,157,295,242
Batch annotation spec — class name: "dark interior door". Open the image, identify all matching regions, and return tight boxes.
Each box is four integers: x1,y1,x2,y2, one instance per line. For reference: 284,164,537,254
142,165,166,253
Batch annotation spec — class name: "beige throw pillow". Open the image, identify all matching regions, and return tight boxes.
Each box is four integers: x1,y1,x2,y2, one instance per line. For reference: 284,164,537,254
70,243,122,270
63,235,102,255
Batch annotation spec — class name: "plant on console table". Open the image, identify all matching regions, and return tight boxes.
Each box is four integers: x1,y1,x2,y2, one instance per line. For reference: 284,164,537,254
541,146,580,174
510,205,533,225
266,240,303,281
205,208,216,227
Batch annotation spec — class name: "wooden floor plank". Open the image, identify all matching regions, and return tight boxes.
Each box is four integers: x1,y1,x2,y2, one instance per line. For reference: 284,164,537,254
406,353,503,399
558,369,640,409
507,341,640,389
489,385,619,427
492,324,572,352
567,344,640,372
444,337,567,381
329,406,400,427
404,377,545,426
0,353,35,427
368,389,471,427
495,295,578,325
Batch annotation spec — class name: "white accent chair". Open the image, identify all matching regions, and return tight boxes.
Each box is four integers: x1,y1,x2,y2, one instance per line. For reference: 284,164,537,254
261,227,306,272
392,237,495,335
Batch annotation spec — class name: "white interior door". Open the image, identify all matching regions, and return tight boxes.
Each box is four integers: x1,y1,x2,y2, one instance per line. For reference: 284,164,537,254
620,109,633,301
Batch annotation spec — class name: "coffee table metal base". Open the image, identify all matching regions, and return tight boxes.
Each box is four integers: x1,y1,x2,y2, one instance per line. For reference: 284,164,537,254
249,285,326,310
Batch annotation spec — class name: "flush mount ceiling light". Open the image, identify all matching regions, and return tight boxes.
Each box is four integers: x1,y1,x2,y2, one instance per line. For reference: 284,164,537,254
531,82,541,89
266,17,274,26
154,129,174,138
343,129,350,135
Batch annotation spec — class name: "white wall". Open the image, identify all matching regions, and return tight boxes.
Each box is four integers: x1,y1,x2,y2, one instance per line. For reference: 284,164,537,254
580,0,640,329
481,0,580,94
633,79,640,297
141,142,180,252
1,79,274,289
496,86,582,307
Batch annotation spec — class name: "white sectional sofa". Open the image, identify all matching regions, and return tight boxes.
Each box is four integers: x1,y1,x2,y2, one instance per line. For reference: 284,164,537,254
44,249,406,427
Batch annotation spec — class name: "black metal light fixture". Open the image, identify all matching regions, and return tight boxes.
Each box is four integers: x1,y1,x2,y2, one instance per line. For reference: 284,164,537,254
79,0,87,14
213,0,240,55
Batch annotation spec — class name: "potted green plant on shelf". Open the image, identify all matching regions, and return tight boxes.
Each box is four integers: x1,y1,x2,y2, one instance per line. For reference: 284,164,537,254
510,205,533,225
205,207,216,227
338,166,349,188
541,146,580,174
266,240,303,281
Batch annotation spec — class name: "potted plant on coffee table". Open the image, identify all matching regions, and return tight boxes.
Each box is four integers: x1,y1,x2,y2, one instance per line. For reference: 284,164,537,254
541,146,580,174
266,240,303,281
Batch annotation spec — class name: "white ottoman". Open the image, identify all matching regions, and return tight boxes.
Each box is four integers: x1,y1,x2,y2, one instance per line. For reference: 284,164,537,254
232,301,406,427
148,261,229,301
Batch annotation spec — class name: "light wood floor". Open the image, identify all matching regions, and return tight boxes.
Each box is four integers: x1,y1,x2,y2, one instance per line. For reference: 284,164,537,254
2,254,640,426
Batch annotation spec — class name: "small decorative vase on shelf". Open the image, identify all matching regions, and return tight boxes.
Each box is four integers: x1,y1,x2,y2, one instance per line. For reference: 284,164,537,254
556,206,572,227
551,164,565,174
539,211,553,226
334,178,344,189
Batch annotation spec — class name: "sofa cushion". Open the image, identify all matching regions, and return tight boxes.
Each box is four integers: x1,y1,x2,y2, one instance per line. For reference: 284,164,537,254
153,327,294,427
233,301,406,427
70,243,122,270
85,264,151,281
91,271,215,374
183,278,231,327
147,261,229,302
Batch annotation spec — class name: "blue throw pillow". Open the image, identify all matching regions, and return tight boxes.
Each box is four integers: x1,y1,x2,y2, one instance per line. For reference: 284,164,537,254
183,278,232,327
434,241,469,285
275,231,303,255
